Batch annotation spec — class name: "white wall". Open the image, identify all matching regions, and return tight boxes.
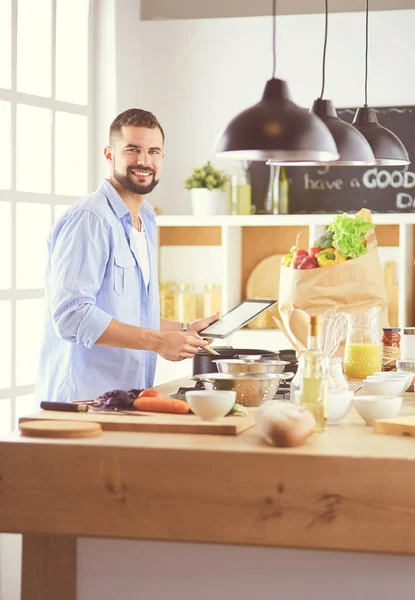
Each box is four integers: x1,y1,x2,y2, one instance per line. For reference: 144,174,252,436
132,10,415,214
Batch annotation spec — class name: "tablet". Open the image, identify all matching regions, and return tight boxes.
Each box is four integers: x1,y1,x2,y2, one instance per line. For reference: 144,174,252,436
198,299,278,339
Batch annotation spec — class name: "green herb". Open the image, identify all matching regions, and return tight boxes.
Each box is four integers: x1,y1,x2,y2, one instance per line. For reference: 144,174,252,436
184,161,229,191
327,213,373,259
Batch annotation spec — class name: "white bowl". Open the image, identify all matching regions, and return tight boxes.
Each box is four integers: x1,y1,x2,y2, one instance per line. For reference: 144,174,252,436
327,389,353,424
352,395,402,426
185,390,236,421
362,378,408,396
366,372,413,392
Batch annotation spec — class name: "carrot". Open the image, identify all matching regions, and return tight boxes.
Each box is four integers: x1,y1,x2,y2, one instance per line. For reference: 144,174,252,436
133,396,190,414
138,388,164,399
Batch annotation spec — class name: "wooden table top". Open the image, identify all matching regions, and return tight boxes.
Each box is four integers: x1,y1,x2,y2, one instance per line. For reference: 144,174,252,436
2,378,415,555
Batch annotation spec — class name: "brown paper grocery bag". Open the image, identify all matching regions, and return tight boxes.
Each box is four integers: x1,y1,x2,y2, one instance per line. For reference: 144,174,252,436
278,248,389,330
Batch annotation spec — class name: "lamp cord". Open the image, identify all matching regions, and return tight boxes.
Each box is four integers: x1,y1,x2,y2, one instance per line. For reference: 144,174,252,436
272,0,276,78
319,0,329,99
364,0,369,107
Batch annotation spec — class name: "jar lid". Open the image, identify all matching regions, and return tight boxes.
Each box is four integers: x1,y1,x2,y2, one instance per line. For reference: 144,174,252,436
382,328,400,332
397,360,415,369
403,328,415,335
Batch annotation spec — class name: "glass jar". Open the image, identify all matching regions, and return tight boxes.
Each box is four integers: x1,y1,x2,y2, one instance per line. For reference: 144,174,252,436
175,284,199,323
381,328,401,371
344,312,381,380
202,284,222,318
400,328,415,360
159,281,177,320
397,360,415,392
290,356,303,404
327,357,349,390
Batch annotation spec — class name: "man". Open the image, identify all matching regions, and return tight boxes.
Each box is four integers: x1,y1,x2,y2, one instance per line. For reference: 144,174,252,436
36,108,217,403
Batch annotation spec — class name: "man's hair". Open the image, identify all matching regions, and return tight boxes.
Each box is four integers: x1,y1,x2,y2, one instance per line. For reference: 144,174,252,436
109,108,165,144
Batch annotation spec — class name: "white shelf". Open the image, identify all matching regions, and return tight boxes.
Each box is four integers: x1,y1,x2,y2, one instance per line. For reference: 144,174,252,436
156,213,415,227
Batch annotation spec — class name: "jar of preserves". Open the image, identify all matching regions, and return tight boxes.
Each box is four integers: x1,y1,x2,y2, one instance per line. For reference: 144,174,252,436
159,281,177,320
202,284,222,318
175,284,199,323
381,328,401,371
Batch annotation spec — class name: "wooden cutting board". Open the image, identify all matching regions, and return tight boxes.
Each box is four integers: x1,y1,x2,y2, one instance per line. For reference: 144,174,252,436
246,253,284,300
19,420,103,439
19,410,255,436
374,416,415,437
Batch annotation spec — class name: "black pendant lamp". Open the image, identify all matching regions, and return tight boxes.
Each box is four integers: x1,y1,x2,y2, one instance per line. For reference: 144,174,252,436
214,0,339,163
268,0,375,167
352,0,409,166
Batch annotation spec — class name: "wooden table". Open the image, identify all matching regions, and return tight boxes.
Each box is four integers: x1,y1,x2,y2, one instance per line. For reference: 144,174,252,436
2,379,415,599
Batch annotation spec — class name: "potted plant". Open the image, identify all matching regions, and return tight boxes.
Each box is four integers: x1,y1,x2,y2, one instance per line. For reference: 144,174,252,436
184,161,229,216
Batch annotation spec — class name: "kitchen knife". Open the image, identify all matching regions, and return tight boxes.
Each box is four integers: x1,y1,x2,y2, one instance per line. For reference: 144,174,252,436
40,401,89,413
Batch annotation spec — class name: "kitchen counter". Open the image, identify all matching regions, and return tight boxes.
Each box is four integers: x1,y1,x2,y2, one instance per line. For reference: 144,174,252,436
2,378,415,599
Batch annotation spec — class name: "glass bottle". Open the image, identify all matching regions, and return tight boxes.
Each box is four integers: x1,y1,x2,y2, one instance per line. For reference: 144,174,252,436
230,162,252,215
327,357,349,390
299,315,328,432
344,311,381,379
265,165,290,214
202,284,222,318
175,284,199,323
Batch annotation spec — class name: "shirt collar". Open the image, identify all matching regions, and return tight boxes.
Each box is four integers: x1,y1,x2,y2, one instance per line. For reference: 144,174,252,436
99,179,156,222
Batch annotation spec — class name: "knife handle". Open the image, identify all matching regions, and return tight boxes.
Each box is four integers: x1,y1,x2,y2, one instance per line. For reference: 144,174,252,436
40,401,89,413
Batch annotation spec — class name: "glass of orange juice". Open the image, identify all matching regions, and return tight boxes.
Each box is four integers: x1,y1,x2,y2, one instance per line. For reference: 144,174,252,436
344,312,381,379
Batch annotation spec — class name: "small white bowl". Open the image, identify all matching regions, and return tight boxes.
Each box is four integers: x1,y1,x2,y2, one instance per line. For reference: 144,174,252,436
185,390,236,421
327,389,353,424
362,378,408,396
352,395,402,426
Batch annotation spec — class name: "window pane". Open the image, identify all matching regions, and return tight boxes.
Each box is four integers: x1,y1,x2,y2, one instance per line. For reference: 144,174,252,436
16,203,51,289
0,399,12,437
55,112,88,196
56,0,89,105
0,202,11,289
16,105,52,193
0,100,12,190
16,299,44,386
17,0,52,97
54,204,72,222
15,394,37,427
0,0,11,89
0,301,11,389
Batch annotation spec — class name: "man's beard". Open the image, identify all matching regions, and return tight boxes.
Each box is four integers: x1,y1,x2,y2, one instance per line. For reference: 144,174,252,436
114,165,160,195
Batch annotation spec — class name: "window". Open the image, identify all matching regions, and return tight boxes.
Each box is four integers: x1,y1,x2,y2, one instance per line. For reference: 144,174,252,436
0,0,91,434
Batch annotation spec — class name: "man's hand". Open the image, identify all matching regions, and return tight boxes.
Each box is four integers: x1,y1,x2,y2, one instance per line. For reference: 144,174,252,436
188,312,220,333
157,331,210,361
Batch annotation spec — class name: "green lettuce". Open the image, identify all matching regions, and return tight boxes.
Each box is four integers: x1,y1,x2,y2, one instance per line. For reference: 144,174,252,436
327,213,374,259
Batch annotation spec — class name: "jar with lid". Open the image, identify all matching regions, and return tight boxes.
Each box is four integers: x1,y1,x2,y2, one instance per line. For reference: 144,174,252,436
202,284,222,318
381,328,401,371
175,284,199,323
400,328,415,360
397,360,415,392
343,310,381,379
159,281,177,320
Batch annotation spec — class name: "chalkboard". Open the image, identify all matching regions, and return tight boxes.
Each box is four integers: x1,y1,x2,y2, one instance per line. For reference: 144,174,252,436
249,106,415,214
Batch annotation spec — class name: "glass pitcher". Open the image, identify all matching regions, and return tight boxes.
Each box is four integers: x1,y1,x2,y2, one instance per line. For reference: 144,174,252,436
343,308,381,380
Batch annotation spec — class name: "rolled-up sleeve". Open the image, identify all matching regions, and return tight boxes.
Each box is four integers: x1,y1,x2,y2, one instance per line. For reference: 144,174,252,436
50,209,113,348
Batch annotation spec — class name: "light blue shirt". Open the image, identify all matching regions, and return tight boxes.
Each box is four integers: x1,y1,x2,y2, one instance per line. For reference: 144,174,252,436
36,180,160,403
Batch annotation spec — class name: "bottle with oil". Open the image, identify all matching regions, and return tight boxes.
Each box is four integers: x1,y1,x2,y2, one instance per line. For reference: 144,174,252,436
299,315,328,432
230,162,252,215
265,164,290,214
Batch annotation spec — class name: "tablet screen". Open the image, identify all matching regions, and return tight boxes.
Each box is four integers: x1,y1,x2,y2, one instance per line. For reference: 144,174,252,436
199,299,277,338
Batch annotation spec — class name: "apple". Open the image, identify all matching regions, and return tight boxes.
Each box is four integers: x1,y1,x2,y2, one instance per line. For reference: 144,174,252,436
298,256,318,269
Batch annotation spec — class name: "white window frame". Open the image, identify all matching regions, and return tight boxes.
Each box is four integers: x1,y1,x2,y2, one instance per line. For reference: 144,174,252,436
0,0,94,430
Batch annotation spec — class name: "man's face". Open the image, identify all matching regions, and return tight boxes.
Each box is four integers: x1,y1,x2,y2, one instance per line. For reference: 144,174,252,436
106,125,164,195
